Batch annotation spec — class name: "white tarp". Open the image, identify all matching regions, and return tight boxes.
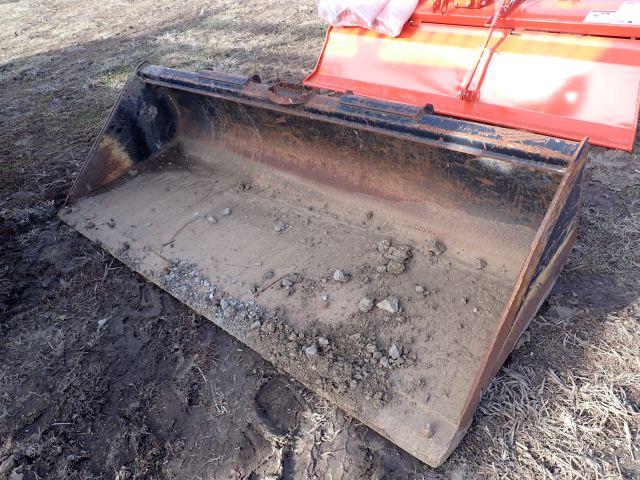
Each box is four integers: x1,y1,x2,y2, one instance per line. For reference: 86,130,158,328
318,0,419,37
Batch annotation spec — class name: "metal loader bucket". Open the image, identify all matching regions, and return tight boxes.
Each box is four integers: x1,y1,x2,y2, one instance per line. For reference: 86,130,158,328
60,64,588,466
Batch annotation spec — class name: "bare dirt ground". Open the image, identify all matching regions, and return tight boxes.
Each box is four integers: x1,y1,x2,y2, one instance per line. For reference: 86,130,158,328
1,1,639,478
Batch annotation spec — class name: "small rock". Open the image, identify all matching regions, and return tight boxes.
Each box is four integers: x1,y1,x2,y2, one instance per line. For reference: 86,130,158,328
389,343,402,360
304,344,318,356
248,283,258,294
364,210,374,221
333,270,350,282
97,318,109,328
281,278,293,288
377,296,399,314
288,273,303,283
427,239,446,255
107,219,116,228
318,337,330,347
375,265,387,274
321,293,330,303
263,270,275,280
85,221,95,230
476,258,487,270
129,169,139,177
460,297,468,305
275,222,288,233
358,296,375,312
250,321,261,330
379,357,390,368
222,208,232,216
206,215,218,224
386,261,405,275
376,239,391,252
386,245,411,262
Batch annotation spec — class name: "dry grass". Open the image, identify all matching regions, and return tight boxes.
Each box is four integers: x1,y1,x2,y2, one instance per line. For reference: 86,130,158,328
568,186,640,280
463,308,639,479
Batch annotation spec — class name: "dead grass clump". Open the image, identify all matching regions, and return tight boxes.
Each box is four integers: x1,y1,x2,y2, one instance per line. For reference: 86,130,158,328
461,307,639,479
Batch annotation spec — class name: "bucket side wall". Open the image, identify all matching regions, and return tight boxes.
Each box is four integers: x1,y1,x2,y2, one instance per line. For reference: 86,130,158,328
66,75,178,202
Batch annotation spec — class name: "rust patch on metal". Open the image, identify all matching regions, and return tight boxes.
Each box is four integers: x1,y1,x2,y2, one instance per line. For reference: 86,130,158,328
67,135,134,201
267,82,313,106
96,135,134,185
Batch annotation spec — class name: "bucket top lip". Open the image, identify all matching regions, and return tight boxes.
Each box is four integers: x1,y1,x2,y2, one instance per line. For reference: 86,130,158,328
137,64,582,171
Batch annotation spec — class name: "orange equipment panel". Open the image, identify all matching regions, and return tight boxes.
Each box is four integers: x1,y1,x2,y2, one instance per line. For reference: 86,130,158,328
305,1,640,150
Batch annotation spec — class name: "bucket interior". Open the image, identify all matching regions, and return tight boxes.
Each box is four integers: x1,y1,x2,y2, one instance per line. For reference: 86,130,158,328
61,71,573,466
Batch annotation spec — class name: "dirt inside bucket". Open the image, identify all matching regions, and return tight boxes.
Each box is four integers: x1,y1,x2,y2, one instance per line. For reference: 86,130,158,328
59,142,535,464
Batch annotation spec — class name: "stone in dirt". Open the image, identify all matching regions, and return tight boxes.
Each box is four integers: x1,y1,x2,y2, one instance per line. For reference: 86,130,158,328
318,337,329,347
386,260,405,275
263,270,275,279
250,321,261,330
388,343,402,360
476,258,487,270
222,207,232,216
275,222,288,233
377,296,399,314
379,357,390,368
427,239,446,255
386,245,411,262
206,215,217,224
376,239,391,252
358,296,375,313
333,269,350,282
304,344,318,356
378,242,412,275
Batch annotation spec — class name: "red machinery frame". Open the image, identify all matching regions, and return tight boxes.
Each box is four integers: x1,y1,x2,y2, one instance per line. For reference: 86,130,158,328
305,0,640,150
